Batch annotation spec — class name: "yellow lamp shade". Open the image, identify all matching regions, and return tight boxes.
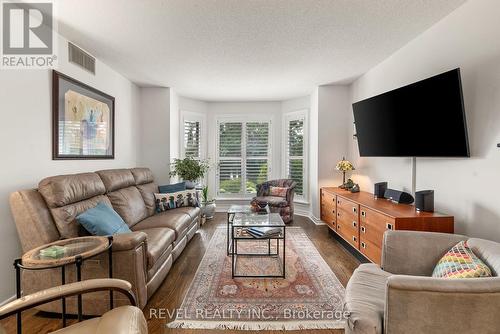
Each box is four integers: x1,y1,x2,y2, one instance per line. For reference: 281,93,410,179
336,157,355,172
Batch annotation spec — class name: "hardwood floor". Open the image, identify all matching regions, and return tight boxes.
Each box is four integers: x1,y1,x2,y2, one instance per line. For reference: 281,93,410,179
0,214,360,334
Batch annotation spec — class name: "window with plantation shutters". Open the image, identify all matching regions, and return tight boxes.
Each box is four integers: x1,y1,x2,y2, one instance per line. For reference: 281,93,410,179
217,120,270,196
284,111,307,200
183,120,201,158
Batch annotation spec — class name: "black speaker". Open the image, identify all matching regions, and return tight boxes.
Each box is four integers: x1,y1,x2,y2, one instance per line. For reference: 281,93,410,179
374,182,388,198
384,188,414,204
415,190,434,212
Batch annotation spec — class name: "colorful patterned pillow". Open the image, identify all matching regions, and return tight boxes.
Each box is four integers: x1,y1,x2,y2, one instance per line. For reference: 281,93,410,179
432,240,492,279
270,186,288,198
154,190,199,213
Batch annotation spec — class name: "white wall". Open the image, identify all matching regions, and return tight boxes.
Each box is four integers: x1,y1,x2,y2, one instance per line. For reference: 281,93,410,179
349,0,500,240
308,86,351,219
139,87,171,184
0,33,141,302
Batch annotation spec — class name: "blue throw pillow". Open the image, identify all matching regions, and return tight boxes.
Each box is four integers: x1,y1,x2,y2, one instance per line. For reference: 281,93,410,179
158,181,186,193
76,202,131,236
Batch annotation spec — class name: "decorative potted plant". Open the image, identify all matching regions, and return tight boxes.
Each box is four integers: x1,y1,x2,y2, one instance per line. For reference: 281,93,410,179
169,157,210,189
200,186,216,220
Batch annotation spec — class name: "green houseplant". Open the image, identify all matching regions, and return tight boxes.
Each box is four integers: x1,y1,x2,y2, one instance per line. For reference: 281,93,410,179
169,158,210,189
200,185,216,220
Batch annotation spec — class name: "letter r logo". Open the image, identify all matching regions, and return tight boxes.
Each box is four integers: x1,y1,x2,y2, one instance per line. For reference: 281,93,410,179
2,2,53,54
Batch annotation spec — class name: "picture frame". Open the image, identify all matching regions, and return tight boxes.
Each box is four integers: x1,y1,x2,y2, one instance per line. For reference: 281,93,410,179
52,70,115,160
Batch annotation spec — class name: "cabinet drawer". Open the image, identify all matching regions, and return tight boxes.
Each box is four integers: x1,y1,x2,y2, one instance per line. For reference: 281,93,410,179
359,238,382,265
336,220,359,249
320,191,336,226
337,208,359,234
360,206,395,246
336,196,359,217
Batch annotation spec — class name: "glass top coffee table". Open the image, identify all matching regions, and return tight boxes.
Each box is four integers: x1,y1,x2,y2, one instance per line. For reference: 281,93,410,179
226,204,270,255
230,210,286,278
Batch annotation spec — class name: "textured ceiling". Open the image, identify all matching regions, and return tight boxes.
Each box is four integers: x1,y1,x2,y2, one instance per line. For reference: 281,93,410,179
54,0,466,101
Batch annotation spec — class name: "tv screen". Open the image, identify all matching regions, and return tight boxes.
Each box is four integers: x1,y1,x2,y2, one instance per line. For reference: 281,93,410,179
352,69,470,157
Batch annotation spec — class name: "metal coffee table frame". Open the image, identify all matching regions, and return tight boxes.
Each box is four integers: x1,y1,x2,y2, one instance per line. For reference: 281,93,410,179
230,212,286,279
226,204,270,255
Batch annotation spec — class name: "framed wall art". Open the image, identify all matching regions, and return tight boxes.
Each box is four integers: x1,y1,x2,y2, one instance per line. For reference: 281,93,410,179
52,70,115,160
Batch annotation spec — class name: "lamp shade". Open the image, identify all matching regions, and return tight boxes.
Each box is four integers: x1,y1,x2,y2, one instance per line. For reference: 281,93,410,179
336,157,355,172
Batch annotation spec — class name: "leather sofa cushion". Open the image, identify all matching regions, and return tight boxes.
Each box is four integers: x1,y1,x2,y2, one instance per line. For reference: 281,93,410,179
172,206,201,220
252,196,288,207
140,228,175,269
345,263,391,334
136,182,158,216
39,173,105,208
132,210,191,240
96,169,136,193
107,187,148,227
51,195,111,238
131,168,154,185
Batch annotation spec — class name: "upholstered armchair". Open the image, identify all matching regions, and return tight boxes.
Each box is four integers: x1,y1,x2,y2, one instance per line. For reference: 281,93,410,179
251,179,296,223
0,279,147,334
345,230,500,334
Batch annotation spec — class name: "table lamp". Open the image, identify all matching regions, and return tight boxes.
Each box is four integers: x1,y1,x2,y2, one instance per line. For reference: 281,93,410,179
336,157,355,187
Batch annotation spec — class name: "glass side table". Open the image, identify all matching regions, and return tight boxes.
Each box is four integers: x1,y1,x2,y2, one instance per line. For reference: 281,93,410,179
231,212,286,278
226,204,270,255
14,236,113,334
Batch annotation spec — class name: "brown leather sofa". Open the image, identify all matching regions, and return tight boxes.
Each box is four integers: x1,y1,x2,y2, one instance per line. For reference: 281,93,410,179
9,168,200,315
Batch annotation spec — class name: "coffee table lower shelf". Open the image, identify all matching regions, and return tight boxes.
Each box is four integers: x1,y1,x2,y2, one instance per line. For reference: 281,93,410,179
230,226,286,279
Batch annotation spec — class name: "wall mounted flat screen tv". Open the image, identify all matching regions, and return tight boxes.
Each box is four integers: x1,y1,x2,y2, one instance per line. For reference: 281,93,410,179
352,68,470,157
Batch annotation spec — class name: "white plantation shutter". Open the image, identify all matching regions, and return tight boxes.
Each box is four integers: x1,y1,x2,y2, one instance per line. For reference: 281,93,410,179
217,120,271,196
218,122,243,194
183,120,201,158
286,116,305,198
245,122,269,194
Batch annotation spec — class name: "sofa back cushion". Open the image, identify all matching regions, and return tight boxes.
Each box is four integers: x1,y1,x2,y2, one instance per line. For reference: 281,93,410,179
468,238,500,276
107,187,148,227
39,173,106,208
50,195,112,238
131,168,158,216
38,173,109,238
96,169,136,192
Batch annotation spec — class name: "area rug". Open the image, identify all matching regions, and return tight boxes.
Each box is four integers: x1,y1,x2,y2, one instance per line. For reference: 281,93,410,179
167,227,347,330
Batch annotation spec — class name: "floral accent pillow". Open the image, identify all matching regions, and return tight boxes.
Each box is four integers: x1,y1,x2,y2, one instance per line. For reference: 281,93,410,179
154,190,199,213
432,240,492,279
269,186,288,198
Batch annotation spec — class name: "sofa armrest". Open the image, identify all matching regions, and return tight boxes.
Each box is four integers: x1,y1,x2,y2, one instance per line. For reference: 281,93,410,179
111,232,147,251
385,275,500,333
381,230,467,275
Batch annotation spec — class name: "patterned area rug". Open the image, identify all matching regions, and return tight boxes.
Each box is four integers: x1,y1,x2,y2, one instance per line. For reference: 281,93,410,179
168,227,347,330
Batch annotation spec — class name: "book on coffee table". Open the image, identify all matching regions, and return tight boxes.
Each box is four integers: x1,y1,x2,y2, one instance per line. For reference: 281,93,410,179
246,227,282,238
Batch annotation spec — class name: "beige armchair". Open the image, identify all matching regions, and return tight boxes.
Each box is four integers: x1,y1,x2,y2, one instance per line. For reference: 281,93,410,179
0,279,147,334
345,230,500,334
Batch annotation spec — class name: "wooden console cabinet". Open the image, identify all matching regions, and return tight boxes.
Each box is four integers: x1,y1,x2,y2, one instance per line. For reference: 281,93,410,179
320,187,454,264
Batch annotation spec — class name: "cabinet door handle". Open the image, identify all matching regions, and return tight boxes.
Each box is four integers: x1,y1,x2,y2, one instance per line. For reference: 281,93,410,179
352,221,357,228
337,212,340,217
332,209,335,214
337,224,341,229
361,210,366,217
352,207,357,213
352,236,357,242
361,242,366,249
386,223,393,230
361,226,366,233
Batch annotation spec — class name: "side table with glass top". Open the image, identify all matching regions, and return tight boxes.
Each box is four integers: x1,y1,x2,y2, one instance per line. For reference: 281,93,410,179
226,204,270,255
14,236,113,334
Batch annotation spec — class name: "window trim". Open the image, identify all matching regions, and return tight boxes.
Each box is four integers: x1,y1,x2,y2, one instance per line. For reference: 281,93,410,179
282,109,308,203
180,110,206,159
215,115,273,199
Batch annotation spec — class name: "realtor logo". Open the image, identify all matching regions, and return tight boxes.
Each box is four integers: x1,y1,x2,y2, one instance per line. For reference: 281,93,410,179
1,0,57,68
